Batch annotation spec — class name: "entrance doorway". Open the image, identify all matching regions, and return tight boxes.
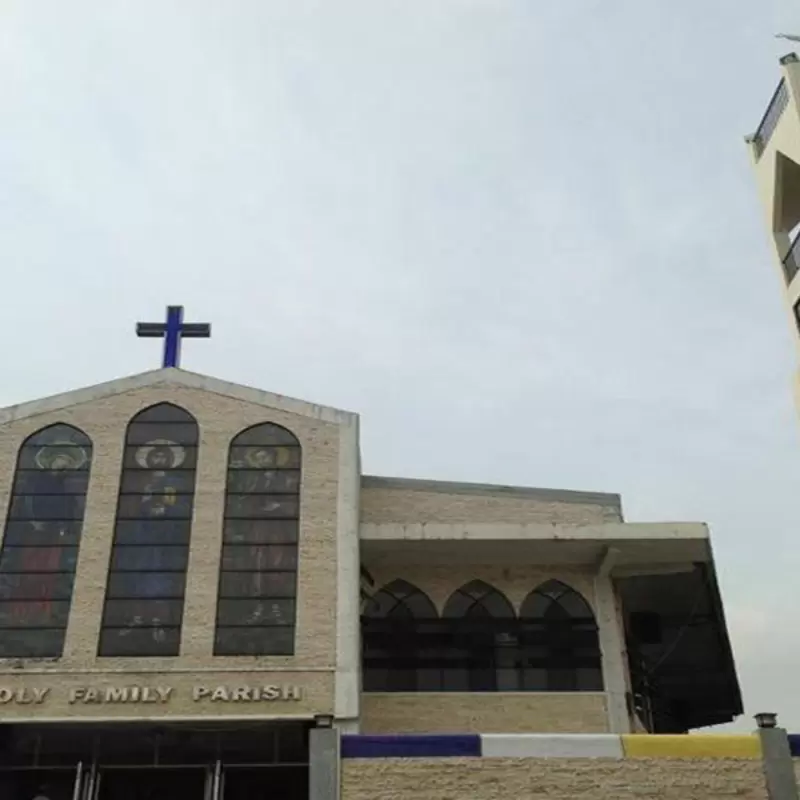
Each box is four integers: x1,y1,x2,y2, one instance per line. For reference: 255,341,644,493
221,765,308,800
0,766,81,800
0,721,311,800
95,767,207,800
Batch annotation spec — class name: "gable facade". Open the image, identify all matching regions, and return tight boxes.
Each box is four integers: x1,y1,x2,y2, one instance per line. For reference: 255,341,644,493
0,371,361,725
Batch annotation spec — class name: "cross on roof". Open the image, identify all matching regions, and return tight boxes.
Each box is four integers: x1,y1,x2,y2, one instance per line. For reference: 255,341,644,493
136,306,211,368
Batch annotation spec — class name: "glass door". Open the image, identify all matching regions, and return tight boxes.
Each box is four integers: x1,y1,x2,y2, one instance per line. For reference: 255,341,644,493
92,766,209,800
0,765,84,800
220,764,308,800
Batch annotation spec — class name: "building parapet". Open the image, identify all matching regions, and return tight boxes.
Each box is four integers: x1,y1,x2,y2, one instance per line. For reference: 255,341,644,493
752,78,790,159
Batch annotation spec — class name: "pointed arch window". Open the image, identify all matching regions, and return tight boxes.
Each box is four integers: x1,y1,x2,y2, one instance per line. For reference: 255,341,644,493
362,580,441,691
519,579,603,691
0,424,92,658
98,403,199,657
214,423,301,656
442,580,517,691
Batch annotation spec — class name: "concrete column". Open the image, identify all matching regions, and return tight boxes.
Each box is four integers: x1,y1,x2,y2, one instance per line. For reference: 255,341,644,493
334,416,362,731
309,723,340,800
756,713,798,800
594,548,631,734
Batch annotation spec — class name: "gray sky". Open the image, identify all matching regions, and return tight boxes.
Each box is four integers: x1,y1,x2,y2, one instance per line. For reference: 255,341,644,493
1,1,798,732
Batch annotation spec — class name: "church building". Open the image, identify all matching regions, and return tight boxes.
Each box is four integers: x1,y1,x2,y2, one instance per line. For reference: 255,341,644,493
0,311,743,800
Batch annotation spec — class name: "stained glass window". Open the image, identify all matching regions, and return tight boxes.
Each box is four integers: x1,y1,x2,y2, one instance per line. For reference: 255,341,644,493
0,424,93,658
98,403,198,657
214,423,300,656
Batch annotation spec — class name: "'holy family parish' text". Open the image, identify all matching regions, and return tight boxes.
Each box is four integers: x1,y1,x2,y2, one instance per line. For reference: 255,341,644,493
0,684,303,705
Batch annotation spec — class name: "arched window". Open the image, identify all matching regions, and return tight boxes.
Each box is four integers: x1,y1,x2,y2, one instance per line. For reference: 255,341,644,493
0,424,92,658
98,404,199,657
519,579,603,691
442,580,517,692
362,580,440,691
214,423,301,656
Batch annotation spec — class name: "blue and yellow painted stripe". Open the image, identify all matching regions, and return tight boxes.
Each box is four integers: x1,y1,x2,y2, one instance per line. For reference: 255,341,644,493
621,734,761,759
341,732,800,759
341,734,481,758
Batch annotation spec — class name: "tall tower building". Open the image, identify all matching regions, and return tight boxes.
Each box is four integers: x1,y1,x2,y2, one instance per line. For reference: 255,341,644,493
748,52,800,406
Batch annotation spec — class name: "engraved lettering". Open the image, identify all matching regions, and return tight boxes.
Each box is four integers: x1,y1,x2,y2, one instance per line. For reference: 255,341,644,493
16,689,32,704
32,688,49,704
282,685,302,700
211,687,229,702
105,687,128,703
193,687,210,701
232,687,251,702
155,687,172,703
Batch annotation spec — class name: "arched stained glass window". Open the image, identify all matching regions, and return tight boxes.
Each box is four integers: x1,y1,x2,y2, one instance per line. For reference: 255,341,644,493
98,403,199,657
441,580,517,692
214,423,300,656
519,579,603,691
0,424,92,658
362,580,440,691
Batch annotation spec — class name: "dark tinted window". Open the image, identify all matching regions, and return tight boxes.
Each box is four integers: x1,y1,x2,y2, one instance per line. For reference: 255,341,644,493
362,578,603,693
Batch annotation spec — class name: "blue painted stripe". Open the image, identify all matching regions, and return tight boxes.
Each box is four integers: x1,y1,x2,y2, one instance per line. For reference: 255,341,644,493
341,734,481,758
788,734,800,757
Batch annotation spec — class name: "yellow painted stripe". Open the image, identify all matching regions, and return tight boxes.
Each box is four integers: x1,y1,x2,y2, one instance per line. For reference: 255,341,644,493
621,735,761,759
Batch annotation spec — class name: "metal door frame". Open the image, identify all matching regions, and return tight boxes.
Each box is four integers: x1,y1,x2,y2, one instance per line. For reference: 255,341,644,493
208,760,221,800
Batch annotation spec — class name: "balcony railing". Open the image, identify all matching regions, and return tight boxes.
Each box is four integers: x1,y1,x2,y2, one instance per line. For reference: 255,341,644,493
783,232,800,284
753,79,789,159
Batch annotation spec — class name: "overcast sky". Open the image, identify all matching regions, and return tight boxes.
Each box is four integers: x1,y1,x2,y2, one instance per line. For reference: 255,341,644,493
1,1,799,732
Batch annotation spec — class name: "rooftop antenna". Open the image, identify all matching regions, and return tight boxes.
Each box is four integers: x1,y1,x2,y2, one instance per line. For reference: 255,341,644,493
776,33,800,43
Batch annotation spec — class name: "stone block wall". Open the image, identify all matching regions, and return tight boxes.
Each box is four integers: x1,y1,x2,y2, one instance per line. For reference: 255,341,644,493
342,757,770,800
340,733,795,800
360,693,609,734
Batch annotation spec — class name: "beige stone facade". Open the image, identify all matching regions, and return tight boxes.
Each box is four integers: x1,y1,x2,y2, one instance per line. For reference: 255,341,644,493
0,370,357,723
360,477,622,525
0,367,741,737
341,757,775,800
361,692,609,734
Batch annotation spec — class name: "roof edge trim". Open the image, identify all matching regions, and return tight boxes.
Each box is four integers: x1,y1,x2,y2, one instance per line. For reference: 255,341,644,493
0,368,358,426
361,474,622,509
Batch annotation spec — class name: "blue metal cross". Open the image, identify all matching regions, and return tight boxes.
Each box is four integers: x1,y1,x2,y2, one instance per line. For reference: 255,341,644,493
136,306,211,368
